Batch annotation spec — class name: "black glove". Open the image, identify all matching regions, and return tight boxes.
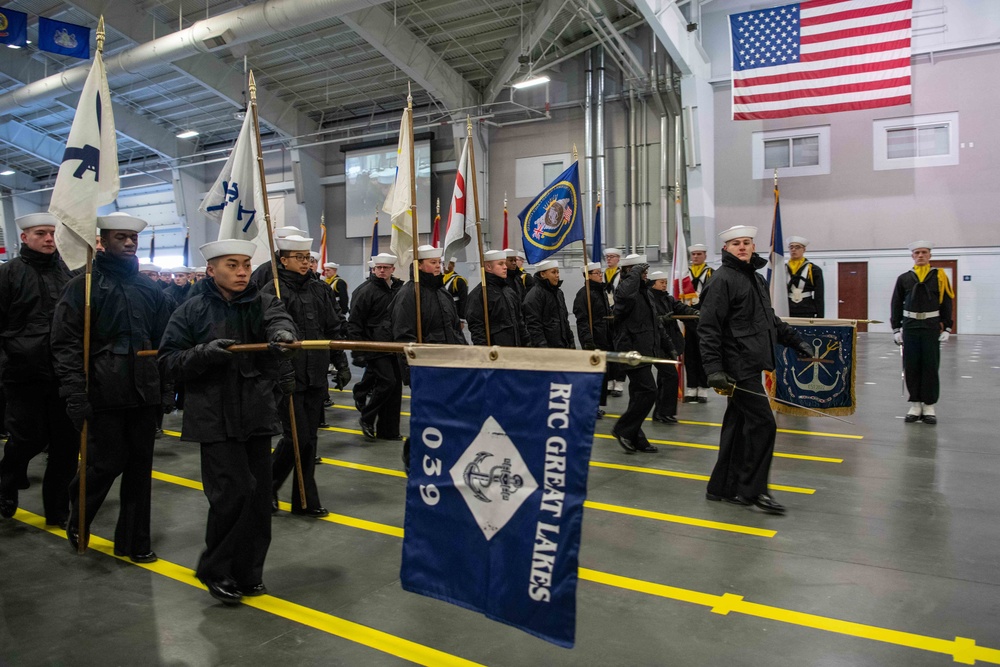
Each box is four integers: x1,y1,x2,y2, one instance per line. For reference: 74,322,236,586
636,263,650,275
279,369,296,396
335,366,352,390
269,330,297,359
162,391,176,415
199,338,237,365
794,341,814,359
707,371,735,391
65,392,92,431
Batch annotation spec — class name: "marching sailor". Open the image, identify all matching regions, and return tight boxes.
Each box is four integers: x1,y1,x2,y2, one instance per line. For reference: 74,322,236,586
786,236,825,318
159,239,297,605
648,270,699,424
322,262,350,315
51,213,173,559
683,244,713,403
467,249,530,347
699,226,812,514
573,262,613,418
442,257,469,324
890,240,953,425
523,260,574,349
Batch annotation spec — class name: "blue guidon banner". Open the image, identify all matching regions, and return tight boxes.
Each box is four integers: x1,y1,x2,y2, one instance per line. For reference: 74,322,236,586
772,318,857,417
401,345,604,647
517,162,583,265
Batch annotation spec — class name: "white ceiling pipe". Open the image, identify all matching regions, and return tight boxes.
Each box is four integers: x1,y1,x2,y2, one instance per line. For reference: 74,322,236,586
0,0,388,116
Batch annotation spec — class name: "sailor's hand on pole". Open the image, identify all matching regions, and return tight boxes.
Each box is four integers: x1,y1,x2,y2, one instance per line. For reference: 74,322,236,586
66,393,93,432
794,340,814,359
270,330,298,358
199,338,237,365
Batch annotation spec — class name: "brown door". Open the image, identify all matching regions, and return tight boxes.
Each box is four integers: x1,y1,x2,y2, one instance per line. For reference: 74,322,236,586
930,259,958,333
838,262,868,332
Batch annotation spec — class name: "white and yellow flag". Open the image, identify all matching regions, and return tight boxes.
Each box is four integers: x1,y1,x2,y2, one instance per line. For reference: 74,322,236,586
199,109,266,247
384,107,414,274
49,51,119,270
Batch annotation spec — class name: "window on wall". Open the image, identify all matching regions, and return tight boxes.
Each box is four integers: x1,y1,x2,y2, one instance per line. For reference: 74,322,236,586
542,161,565,186
751,125,830,179
873,112,959,170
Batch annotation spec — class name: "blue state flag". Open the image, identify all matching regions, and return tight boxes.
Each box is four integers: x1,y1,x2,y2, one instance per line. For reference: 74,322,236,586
0,8,28,48
401,345,603,648
39,17,90,59
518,162,583,265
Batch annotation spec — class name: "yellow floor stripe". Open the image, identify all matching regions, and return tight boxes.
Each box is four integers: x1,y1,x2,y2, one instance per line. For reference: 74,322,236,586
587,461,815,495
320,457,408,479
11,509,481,667
577,568,1000,665
593,434,843,463
582,500,776,537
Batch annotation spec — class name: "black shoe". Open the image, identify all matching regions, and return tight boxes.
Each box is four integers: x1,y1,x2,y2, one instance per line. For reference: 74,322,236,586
359,418,376,441
116,550,157,564
314,456,322,464
611,429,636,454
596,409,605,420
47,517,69,530
904,414,920,423
154,428,164,438
318,420,330,428
204,579,242,606
652,415,678,424
610,390,623,398
323,397,333,408
706,492,728,502
291,506,329,518
237,582,268,597
0,492,17,518
922,415,937,425
696,397,708,404
750,494,786,514
683,396,698,404
726,495,753,507
271,493,279,514
634,442,658,453
66,523,89,551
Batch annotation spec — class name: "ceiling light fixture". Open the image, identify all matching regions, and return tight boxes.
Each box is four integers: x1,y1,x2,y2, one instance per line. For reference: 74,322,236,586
0,169,15,176
512,75,550,90
176,130,199,139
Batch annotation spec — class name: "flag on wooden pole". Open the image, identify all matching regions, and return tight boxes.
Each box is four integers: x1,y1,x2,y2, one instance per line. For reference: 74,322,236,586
443,138,476,261
385,107,414,272
199,108,265,244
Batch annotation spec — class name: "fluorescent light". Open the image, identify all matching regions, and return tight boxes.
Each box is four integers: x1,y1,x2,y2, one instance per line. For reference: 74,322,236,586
176,130,199,139
0,170,15,176
512,75,550,90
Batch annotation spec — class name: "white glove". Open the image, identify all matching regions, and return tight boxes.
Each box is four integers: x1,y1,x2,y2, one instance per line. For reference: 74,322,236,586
939,330,950,343
893,330,903,346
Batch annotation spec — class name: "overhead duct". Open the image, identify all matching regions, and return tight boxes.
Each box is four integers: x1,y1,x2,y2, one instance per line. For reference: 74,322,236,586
0,0,388,116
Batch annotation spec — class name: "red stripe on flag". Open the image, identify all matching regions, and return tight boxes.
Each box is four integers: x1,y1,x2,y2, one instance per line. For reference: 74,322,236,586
733,76,910,105
800,1,912,27
733,58,911,88
800,19,910,44
800,39,911,63
733,94,912,119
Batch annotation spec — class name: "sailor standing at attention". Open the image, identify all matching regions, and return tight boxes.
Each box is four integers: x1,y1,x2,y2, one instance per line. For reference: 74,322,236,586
785,236,825,318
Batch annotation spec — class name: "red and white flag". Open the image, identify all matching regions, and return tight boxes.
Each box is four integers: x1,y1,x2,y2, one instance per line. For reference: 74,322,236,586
729,0,912,120
443,138,476,261
671,193,694,299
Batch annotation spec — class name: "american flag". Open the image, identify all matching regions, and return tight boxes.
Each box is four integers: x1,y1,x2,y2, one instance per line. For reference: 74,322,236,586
730,0,912,120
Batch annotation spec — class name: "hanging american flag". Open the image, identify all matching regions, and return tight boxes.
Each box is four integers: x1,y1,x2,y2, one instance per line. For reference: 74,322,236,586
729,0,912,120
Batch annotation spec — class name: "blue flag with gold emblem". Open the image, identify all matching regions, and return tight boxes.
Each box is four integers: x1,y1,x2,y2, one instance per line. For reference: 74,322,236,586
0,8,28,48
772,319,857,416
39,17,90,59
401,345,603,648
518,162,583,265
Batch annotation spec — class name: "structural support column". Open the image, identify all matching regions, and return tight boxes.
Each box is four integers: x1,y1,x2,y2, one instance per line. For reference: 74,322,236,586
680,75,715,250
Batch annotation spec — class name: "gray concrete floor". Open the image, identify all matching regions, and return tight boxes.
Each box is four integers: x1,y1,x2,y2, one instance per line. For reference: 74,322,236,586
1,333,999,666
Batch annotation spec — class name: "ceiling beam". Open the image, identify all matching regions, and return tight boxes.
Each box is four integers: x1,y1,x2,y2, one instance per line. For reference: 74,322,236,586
484,0,569,104
0,119,65,166
340,5,480,111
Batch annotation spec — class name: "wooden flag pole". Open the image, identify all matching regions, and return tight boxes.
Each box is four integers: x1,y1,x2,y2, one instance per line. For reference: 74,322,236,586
249,70,307,510
407,86,422,342
574,144,596,350
466,117,491,346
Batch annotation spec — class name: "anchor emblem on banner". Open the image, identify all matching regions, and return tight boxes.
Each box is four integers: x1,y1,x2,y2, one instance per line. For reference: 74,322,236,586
463,452,524,503
793,338,841,392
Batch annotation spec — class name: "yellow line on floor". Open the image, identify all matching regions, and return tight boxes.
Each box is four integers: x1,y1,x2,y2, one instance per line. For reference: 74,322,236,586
587,461,815,495
592,434,844,463
320,457,408,479
582,501,776,537
11,509,482,666
577,568,1000,666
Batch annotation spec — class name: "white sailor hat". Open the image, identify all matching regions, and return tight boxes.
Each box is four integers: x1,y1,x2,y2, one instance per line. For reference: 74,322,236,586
604,247,622,257
371,252,398,265
619,253,648,267
503,248,518,258
15,212,58,230
718,225,757,242
97,212,147,233
786,236,809,247
158,268,173,275
448,256,458,263
323,262,339,269
275,235,314,252
309,251,320,261
908,240,933,251
516,250,526,260
416,245,443,260
200,239,258,261
195,266,206,273
170,266,194,274
688,244,707,252
483,249,507,262
585,261,602,271
648,270,669,281
535,259,559,272
139,263,161,273
274,226,305,238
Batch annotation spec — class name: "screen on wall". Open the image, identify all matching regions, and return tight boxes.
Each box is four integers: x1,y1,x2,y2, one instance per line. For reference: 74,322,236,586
344,139,431,239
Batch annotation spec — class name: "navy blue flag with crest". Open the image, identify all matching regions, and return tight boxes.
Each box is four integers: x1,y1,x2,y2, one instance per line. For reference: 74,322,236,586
0,8,28,47
518,162,583,265
401,345,603,647
39,17,90,59
772,319,857,417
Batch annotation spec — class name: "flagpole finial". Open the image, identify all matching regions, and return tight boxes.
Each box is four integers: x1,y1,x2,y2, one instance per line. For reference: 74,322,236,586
96,16,106,54
407,82,413,108
573,144,578,161
248,70,257,102
773,167,778,188
467,115,472,136
436,198,440,214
